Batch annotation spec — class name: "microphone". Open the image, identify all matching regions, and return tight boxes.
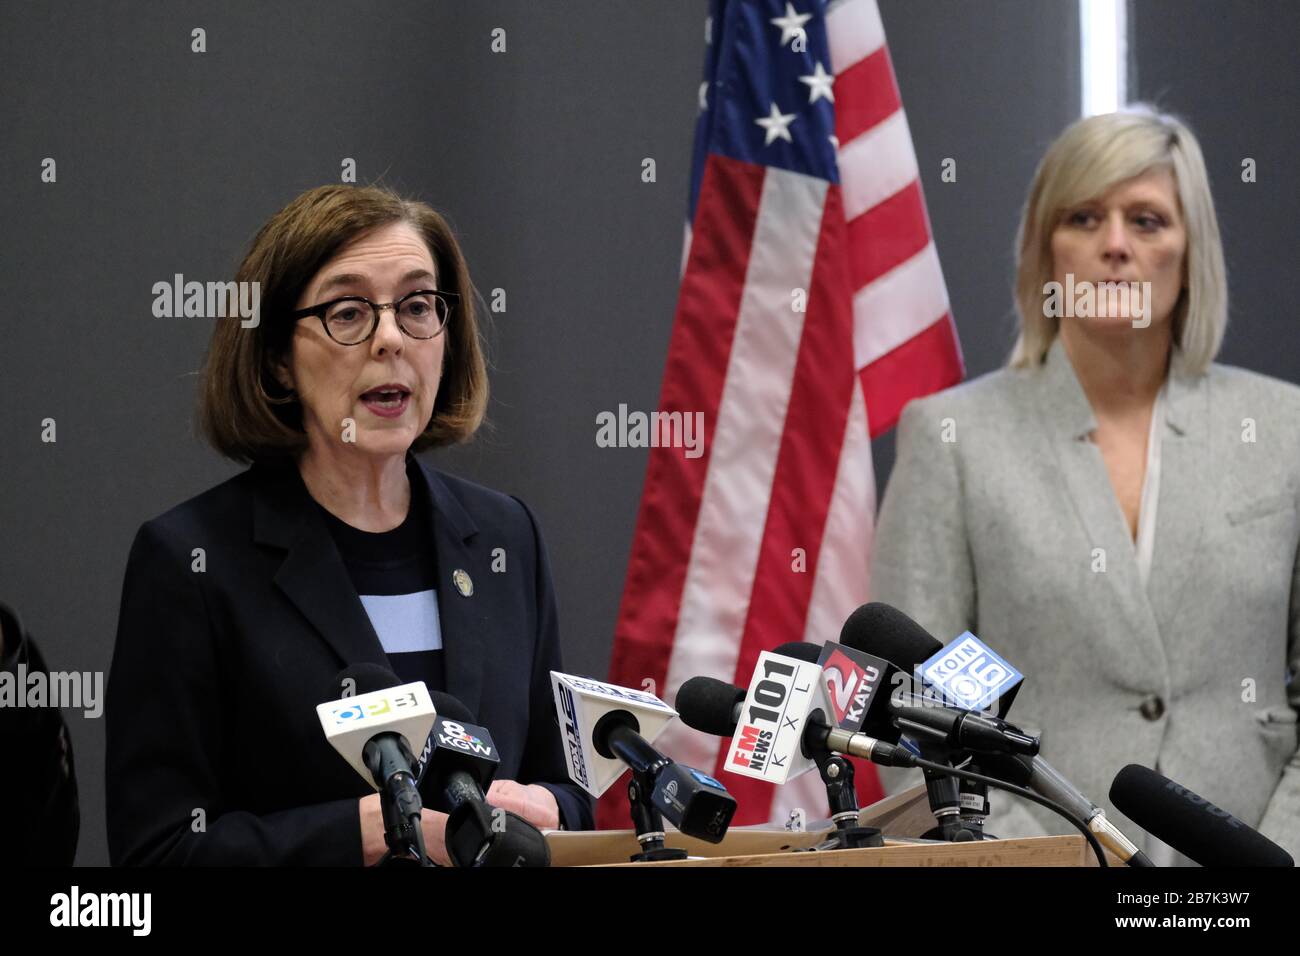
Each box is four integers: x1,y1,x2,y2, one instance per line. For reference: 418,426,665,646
846,603,1152,863
316,664,436,865
775,637,1035,842
1110,764,1294,868
594,711,737,841
700,642,894,849
831,608,975,840
890,703,1039,757
418,693,549,867
675,676,745,736
676,671,1120,863
765,643,914,767
551,672,736,855
676,671,917,770
837,605,1032,753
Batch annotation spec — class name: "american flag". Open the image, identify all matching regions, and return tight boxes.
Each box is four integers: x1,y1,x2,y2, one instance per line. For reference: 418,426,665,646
599,0,963,829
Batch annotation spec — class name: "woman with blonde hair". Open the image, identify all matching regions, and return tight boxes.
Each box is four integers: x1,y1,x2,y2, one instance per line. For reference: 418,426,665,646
871,105,1300,863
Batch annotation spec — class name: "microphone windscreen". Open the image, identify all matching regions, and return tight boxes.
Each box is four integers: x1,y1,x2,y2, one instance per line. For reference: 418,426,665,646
322,663,403,702
428,691,476,723
773,641,821,663
483,811,551,867
418,692,493,811
1110,764,1293,867
676,676,745,737
838,602,941,669
447,803,551,867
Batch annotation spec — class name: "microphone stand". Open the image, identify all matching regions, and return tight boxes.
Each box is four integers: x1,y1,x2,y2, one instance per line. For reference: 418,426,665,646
957,757,992,840
914,739,979,842
378,775,431,866
625,769,688,863
804,750,883,851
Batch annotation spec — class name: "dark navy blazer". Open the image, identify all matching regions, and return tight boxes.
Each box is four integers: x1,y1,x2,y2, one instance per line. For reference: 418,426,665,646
106,451,592,865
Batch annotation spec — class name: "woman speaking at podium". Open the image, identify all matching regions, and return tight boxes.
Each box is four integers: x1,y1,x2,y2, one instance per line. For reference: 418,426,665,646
871,105,1300,863
106,185,593,865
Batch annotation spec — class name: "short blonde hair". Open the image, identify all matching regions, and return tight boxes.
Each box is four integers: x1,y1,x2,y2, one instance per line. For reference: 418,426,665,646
1009,104,1227,374
198,185,488,464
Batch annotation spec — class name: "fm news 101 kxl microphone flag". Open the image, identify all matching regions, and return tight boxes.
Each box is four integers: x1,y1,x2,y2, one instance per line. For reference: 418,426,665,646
676,644,917,852
688,606,932,801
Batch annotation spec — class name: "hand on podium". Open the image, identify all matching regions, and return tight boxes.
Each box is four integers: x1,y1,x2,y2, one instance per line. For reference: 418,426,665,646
487,779,561,831
359,792,451,866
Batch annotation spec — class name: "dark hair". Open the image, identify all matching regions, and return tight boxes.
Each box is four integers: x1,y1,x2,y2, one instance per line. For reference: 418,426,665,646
197,184,488,464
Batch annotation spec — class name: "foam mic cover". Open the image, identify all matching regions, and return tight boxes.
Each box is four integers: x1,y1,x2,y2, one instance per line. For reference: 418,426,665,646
773,641,821,663
839,602,942,669
446,803,552,868
428,691,474,723
323,662,404,701
676,676,746,737
1110,764,1294,867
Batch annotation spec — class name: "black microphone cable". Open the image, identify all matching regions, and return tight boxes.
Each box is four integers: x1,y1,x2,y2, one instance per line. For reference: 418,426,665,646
904,754,1108,866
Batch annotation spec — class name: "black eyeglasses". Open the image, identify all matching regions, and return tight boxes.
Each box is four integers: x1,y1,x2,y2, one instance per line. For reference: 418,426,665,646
289,289,458,346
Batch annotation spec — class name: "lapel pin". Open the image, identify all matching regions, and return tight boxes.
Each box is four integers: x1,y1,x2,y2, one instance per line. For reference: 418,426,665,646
452,568,474,598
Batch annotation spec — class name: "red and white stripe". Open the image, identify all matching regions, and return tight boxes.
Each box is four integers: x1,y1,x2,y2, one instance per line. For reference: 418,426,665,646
600,0,962,829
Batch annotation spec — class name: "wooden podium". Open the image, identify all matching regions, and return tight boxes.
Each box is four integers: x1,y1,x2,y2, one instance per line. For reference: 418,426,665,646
546,784,1124,867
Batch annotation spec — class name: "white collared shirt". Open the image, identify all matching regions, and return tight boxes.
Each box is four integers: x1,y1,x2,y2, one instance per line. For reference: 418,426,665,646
1131,378,1195,866
1134,379,1168,590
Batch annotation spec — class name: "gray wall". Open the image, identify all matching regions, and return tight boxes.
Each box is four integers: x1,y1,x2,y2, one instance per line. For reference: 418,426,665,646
1131,0,1300,379
1,1,1293,866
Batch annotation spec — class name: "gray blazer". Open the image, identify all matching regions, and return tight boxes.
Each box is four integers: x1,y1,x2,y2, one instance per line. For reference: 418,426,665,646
870,335,1300,859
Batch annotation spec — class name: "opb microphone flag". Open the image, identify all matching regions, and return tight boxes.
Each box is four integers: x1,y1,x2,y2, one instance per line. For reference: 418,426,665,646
550,672,677,798
316,681,437,786
918,632,1023,716
724,650,832,784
